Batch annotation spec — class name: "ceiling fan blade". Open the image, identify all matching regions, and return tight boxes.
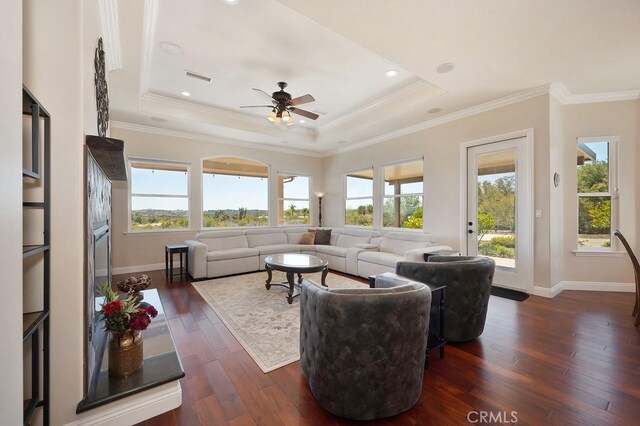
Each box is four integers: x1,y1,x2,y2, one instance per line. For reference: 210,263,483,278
252,88,275,102
289,94,315,106
289,107,319,120
239,105,274,109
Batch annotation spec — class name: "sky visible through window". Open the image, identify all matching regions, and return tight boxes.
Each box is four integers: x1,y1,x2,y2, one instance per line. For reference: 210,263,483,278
283,176,309,199
131,168,187,211
202,174,268,211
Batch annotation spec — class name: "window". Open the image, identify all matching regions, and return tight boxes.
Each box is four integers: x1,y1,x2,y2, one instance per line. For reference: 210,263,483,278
129,160,189,231
345,169,373,226
382,159,424,229
278,174,310,225
202,157,268,227
576,138,618,249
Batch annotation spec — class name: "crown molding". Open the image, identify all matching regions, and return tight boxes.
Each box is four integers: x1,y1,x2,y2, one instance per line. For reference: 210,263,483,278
329,84,552,155
110,121,324,158
98,0,122,71
139,0,158,94
550,82,640,104
318,80,441,133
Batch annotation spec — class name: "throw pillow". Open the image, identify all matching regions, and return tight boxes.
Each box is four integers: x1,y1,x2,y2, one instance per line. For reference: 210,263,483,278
300,231,316,245
313,228,332,245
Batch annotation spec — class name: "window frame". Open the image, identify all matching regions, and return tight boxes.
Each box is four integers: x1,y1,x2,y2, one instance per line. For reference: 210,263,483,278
343,167,374,228
277,172,312,227
127,158,191,233
380,157,425,230
575,136,619,251
201,156,270,229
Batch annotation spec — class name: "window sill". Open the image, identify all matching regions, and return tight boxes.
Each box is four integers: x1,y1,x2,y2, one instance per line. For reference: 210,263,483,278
123,229,197,236
572,250,626,257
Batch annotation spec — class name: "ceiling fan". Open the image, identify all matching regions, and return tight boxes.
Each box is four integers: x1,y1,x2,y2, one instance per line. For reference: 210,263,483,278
240,82,319,125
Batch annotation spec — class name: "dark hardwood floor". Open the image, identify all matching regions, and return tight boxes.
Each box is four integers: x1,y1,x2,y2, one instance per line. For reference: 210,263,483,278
128,269,640,425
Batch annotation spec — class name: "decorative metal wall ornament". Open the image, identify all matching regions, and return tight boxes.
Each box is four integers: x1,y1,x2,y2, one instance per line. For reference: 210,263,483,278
94,38,110,137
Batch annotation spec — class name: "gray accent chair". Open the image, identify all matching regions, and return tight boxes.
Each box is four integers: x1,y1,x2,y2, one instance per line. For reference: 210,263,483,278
299,279,432,421
390,257,495,343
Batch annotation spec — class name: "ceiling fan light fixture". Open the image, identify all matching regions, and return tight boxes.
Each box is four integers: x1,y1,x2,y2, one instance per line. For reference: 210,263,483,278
274,115,282,125
282,110,291,122
267,110,276,122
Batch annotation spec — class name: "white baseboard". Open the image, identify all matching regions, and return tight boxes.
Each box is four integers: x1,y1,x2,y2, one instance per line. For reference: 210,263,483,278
530,283,564,298
66,381,182,426
561,280,635,292
531,281,634,298
113,262,177,275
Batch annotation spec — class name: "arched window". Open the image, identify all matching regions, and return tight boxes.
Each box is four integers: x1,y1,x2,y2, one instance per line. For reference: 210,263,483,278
202,157,269,228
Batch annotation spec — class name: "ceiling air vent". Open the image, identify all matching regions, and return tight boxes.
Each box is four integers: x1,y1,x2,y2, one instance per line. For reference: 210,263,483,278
184,70,212,83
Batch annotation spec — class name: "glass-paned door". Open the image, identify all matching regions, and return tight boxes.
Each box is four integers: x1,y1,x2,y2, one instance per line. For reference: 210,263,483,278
467,137,531,291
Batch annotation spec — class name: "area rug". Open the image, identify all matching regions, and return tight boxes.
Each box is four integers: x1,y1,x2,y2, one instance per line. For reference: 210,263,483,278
192,271,366,373
491,286,529,301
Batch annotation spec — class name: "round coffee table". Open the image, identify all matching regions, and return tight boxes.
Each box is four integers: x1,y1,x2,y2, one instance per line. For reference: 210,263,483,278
264,253,329,304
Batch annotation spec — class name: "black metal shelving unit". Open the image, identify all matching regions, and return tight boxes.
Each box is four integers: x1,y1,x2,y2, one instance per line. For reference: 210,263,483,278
22,85,50,426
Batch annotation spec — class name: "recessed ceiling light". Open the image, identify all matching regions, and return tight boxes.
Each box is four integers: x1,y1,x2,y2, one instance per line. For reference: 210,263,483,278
299,119,306,124
159,41,182,55
385,69,399,77
181,91,191,97
428,108,442,114
150,116,167,122
223,0,239,4
436,63,455,74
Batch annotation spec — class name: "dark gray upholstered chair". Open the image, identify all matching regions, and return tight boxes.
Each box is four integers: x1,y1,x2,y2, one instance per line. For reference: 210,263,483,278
393,256,495,343
299,279,432,421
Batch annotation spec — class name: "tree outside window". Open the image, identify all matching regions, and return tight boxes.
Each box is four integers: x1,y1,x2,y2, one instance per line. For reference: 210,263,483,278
345,169,373,226
278,174,310,225
577,140,617,249
202,157,269,227
130,161,190,231
382,159,423,229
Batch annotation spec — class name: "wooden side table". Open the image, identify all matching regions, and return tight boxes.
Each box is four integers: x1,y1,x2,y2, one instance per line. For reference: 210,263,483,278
424,283,446,368
165,244,189,283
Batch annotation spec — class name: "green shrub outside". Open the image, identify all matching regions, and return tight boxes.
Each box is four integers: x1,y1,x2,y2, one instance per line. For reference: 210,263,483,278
478,235,516,258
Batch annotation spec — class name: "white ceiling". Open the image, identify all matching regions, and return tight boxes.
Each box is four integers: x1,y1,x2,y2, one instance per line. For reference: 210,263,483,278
108,0,640,154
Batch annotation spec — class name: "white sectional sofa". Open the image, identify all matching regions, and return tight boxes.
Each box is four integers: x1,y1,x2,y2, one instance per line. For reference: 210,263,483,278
185,227,451,279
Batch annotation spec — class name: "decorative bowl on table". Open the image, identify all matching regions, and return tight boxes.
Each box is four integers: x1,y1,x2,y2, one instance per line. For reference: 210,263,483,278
116,274,152,301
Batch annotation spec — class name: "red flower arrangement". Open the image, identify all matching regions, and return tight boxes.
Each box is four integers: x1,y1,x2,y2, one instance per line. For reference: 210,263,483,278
98,283,158,335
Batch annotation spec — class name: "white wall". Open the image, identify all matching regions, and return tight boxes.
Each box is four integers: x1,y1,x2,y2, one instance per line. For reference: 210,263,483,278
558,100,638,284
323,95,552,287
110,127,324,270
23,0,85,424
0,0,24,424
548,96,565,286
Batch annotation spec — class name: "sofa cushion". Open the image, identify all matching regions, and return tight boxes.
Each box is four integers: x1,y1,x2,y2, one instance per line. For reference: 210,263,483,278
336,233,372,248
358,250,403,268
299,231,316,245
379,234,436,256
285,228,310,244
200,235,248,251
256,244,304,255
314,228,332,245
206,248,259,261
246,231,287,248
315,244,347,257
